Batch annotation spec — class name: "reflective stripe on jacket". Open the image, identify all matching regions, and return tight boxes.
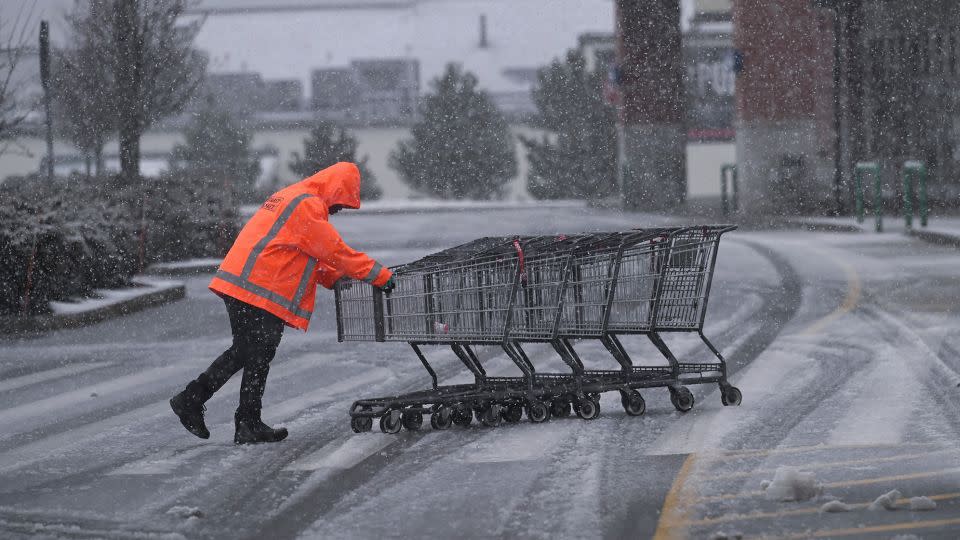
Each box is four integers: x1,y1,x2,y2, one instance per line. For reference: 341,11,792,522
209,162,392,330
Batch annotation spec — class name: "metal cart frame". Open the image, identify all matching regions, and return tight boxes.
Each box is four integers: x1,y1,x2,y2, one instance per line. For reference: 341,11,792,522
335,225,739,434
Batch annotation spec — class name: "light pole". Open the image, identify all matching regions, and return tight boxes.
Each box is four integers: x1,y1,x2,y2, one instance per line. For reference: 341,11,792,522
39,20,54,182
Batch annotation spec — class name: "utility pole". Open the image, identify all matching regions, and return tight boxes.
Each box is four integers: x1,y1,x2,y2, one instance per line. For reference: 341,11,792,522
39,20,54,182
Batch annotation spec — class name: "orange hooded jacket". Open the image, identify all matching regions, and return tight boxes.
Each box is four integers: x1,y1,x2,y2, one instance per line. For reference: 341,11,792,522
209,162,392,330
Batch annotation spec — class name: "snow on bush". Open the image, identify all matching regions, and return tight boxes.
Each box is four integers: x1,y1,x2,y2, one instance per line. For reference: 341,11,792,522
0,172,236,315
761,467,822,502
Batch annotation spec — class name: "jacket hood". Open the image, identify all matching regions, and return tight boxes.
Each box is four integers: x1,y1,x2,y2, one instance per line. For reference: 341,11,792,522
299,162,362,210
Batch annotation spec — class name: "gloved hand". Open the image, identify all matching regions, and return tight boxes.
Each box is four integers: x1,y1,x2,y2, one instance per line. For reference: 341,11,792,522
381,275,396,295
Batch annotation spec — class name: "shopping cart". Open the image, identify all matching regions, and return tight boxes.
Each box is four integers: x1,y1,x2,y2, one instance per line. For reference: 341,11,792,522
335,225,739,434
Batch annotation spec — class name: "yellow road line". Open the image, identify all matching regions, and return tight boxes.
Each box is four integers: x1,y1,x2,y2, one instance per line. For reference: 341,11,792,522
771,517,960,539
824,466,960,489
652,453,698,540
695,466,960,504
663,492,960,529
799,250,861,336
708,448,959,481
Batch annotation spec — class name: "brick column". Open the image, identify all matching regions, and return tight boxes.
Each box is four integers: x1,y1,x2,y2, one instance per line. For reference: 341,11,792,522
733,0,836,214
615,0,686,209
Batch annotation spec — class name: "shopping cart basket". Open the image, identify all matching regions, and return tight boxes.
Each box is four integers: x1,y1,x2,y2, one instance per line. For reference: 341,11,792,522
335,225,739,434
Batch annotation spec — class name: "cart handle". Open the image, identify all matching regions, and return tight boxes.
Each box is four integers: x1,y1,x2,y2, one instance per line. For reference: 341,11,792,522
513,237,527,286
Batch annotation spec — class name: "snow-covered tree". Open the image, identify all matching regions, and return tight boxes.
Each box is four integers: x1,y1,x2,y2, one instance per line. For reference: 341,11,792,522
170,97,260,193
289,122,382,200
522,50,618,200
390,63,516,199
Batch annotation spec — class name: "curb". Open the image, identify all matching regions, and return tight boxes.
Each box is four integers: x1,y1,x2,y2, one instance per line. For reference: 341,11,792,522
0,280,186,337
908,228,960,249
780,219,864,233
145,262,221,276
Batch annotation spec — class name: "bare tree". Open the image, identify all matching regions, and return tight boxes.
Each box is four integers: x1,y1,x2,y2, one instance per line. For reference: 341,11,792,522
115,0,206,181
53,2,116,175
0,2,37,157
62,0,205,181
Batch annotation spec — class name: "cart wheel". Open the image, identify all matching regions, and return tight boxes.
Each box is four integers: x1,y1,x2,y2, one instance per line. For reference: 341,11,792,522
550,399,572,418
526,400,551,423
720,385,742,407
504,403,524,423
379,410,402,434
401,409,423,431
430,407,453,430
672,387,694,413
575,398,600,420
452,404,473,427
351,416,373,433
479,404,502,427
620,390,646,417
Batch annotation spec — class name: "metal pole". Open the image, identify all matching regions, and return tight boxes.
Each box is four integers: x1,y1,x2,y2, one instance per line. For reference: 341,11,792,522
831,6,844,215
731,165,739,213
39,21,54,182
720,165,729,216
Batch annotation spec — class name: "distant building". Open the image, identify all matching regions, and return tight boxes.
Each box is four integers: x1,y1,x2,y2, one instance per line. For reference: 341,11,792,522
194,72,304,114
311,58,419,125
575,22,736,142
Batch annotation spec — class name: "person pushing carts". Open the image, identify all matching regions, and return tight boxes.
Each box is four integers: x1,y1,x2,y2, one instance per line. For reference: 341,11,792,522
170,162,395,444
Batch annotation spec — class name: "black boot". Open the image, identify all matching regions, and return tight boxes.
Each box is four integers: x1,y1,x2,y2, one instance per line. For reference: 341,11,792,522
234,412,288,444
170,377,213,439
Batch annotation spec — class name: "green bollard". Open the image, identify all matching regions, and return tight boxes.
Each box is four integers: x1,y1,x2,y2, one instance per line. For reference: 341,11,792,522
854,161,881,232
903,160,928,230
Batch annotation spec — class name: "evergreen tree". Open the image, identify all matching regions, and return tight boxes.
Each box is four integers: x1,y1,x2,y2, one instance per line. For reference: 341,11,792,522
521,50,618,200
289,122,382,200
169,97,260,195
390,64,516,199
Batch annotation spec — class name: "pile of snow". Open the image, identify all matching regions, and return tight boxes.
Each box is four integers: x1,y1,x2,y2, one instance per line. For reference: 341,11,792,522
166,506,204,519
820,500,852,513
868,489,901,511
761,467,821,502
909,496,937,511
710,532,742,540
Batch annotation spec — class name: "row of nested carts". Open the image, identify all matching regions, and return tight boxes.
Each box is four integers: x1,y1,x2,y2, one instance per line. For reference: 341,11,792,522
335,225,741,434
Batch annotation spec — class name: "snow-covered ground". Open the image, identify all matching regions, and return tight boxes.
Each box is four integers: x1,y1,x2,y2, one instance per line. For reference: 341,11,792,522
3,206,960,539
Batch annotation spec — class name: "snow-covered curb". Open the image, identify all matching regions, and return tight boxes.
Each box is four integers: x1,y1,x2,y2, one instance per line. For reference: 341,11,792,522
908,227,960,249
0,277,185,336
779,216,864,233
146,257,222,276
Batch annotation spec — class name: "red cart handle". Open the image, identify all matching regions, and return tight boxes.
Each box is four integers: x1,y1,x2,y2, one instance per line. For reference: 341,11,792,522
513,238,527,286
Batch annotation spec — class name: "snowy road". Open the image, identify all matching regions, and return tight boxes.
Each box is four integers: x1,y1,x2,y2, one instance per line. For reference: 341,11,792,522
3,207,960,539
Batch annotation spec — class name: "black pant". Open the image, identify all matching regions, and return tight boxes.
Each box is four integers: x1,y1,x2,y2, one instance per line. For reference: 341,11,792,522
202,296,285,418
